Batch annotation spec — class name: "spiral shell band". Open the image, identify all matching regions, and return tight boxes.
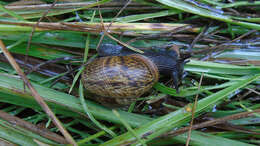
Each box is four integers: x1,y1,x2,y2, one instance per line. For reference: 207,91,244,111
82,54,159,101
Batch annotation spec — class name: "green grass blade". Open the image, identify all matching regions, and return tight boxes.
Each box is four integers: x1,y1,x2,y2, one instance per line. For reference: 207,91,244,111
102,74,260,145
77,126,116,145
174,131,255,146
79,81,116,137
0,72,257,145
0,119,58,145
154,81,236,97
156,0,260,30
0,4,25,21
113,110,147,146
0,124,38,146
222,1,260,8
116,9,181,22
186,60,260,75
0,73,152,127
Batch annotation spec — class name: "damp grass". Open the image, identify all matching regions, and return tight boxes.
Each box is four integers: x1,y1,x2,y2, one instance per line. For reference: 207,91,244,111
0,0,259,145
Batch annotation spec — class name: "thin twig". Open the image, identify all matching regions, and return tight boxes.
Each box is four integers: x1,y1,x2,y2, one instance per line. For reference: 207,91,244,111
126,25,193,44
189,25,210,51
95,0,142,53
161,108,260,137
0,21,194,36
185,25,211,146
189,29,257,57
0,40,76,145
213,123,260,135
5,1,150,10
26,56,77,75
246,87,260,95
0,110,67,144
185,73,204,146
25,0,58,65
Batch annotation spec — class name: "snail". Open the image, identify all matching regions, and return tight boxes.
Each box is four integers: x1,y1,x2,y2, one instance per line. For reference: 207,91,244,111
81,44,189,105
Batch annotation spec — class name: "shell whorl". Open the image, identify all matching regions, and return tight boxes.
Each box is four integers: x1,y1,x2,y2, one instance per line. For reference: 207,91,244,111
82,54,159,101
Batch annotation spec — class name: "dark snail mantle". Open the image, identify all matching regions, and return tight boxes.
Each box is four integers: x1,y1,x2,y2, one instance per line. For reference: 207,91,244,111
81,44,188,105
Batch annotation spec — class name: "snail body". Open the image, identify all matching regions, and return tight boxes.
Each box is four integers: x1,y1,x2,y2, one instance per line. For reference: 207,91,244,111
82,44,188,105
97,44,187,91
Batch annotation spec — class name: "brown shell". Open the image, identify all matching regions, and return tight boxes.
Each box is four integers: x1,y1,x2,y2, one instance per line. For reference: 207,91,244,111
81,54,159,104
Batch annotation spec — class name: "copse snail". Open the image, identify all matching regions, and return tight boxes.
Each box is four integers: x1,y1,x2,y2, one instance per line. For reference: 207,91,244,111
81,44,189,105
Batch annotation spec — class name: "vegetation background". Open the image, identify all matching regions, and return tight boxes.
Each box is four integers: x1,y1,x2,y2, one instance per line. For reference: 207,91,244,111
0,0,259,145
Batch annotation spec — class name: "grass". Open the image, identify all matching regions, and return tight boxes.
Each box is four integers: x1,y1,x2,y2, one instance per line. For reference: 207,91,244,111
0,0,259,146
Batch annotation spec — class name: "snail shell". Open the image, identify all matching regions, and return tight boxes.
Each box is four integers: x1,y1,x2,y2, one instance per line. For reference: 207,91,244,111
82,54,159,105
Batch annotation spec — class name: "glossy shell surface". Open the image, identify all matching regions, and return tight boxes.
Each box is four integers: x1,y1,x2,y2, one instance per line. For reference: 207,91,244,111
82,54,159,100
